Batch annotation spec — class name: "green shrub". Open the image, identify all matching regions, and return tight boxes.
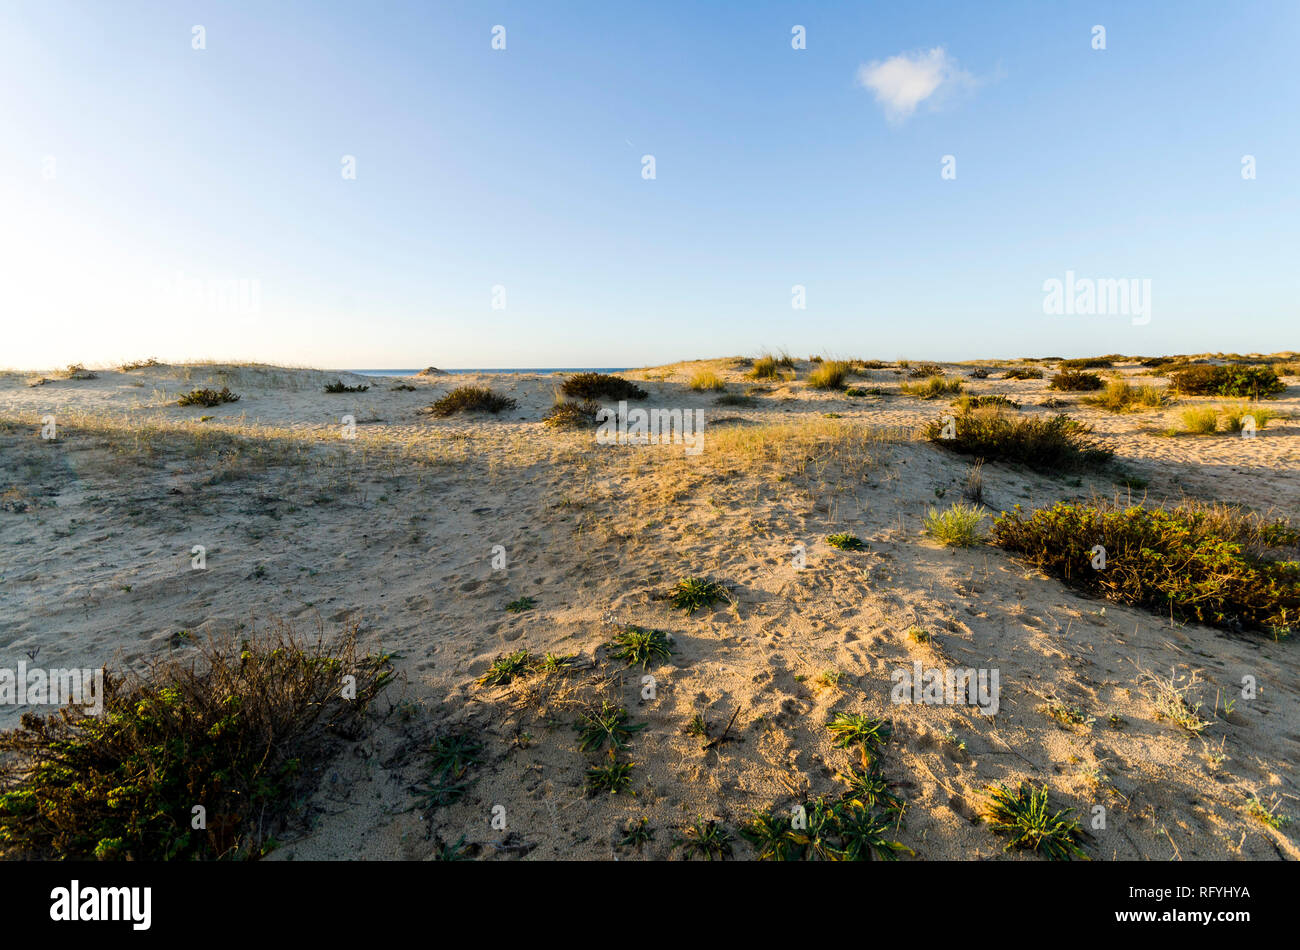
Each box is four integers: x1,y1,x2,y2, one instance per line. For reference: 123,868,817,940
323,380,369,393
991,501,1300,633
1003,367,1043,380
925,409,1113,472
177,387,240,407
1048,371,1104,392
0,629,392,860
560,373,647,401
427,386,518,416
1058,358,1113,370
1170,365,1285,399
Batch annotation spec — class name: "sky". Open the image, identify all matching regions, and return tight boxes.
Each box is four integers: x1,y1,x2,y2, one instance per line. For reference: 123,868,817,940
1,0,1297,370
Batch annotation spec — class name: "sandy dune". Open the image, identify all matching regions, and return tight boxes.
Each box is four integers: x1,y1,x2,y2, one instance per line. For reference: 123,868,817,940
1,356,1297,860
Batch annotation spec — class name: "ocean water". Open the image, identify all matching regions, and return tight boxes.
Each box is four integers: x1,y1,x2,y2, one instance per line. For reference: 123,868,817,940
348,368,630,377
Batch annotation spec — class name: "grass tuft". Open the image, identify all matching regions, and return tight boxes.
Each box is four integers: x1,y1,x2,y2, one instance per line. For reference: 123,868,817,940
923,503,985,546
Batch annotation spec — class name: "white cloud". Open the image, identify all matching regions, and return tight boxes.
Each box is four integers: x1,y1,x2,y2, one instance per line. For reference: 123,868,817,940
856,47,973,122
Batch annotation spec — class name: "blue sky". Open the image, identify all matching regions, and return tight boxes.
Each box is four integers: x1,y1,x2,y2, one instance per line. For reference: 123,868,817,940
2,0,1296,370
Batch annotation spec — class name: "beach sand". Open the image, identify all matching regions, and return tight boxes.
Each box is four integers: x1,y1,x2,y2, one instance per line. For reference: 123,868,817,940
1,356,1297,860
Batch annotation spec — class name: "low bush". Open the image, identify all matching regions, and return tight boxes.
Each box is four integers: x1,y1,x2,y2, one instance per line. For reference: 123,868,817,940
1003,367,1043,380
324,381,369,393
177,387,240,407
991,501,1300,633
560,373,647,401
0,627,393,860
925,409,1113,472
1048,371,1104,392
543,399,599,428
427,386,518,416
1170,365,1285,399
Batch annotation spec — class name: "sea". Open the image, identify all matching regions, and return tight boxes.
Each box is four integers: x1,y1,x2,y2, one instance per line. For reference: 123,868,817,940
348,368,630,377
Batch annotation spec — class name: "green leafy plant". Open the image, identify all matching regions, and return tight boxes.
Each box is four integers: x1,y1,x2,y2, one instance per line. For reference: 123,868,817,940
323,381,369,393
619,816,655,849
177,386,240,407
478,650,533,687
669,577,727,614
827,713,892,766
983,783,1088,860
576,702,645,753
585,757,634,795
826,532,866,550
607,625,673,668
674,818,733,860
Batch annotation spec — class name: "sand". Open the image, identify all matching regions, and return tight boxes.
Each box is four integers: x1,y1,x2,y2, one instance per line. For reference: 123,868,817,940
1,356,1297,860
